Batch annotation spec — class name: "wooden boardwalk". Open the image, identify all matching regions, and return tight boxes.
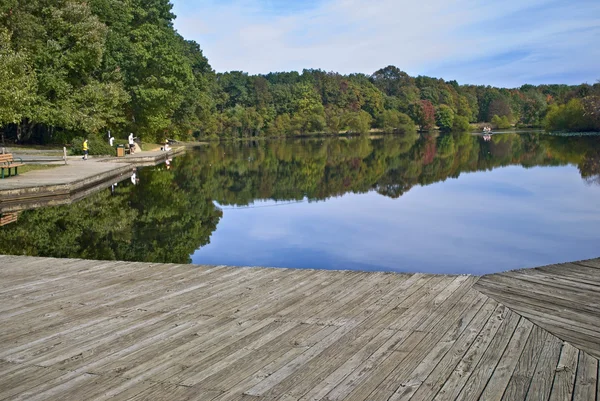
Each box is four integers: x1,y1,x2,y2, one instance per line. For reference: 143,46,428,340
0,148,183,214
0,255,598,400
476,259,600,360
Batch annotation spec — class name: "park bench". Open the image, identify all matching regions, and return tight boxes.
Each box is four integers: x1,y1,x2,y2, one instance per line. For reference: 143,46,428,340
0,154,24,179
0,213,18,226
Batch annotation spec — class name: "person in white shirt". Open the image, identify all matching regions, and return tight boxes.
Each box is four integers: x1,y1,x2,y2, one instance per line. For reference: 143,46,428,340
128,133,136,153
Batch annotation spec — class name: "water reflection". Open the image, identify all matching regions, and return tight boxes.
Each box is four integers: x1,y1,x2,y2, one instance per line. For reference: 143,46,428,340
1,132,599,273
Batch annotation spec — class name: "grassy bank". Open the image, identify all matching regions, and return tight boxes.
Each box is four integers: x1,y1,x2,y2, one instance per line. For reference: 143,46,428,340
17,164,62,175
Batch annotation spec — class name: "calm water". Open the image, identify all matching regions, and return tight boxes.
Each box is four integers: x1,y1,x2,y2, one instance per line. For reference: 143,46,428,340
1,132,599,274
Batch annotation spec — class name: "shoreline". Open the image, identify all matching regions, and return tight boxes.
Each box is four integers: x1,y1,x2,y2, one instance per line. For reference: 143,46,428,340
0,147,185,214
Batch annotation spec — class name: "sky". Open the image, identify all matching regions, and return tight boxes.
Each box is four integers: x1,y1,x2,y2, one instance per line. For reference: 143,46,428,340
172,0,600,87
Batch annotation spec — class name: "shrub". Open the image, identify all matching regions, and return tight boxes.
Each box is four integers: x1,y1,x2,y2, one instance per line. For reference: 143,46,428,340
343,110,372,134
491,115,511,129
544,98,597,131
377,110,416,133
70,135,115,156
452,115,471,132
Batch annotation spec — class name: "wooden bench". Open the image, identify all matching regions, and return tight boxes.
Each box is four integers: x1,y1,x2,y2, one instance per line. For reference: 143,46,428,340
0,153,24,179
0,212,19,226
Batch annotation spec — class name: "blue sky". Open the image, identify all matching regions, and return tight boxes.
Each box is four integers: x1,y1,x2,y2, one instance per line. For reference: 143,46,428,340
172,0,600,87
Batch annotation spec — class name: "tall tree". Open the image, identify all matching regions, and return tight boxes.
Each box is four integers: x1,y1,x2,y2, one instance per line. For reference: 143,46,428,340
0,28,36,128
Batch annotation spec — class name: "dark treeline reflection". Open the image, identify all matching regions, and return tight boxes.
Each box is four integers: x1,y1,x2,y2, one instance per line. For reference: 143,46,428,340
1,132,599,263
202,132,600,205
0,160,222,263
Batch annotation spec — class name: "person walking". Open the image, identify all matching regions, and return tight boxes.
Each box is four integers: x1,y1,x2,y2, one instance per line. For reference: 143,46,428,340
82,138,89,160
128,133,136,154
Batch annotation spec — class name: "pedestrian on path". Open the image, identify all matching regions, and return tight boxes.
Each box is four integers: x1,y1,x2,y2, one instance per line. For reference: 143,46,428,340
82,138,89,160
128,133,136,154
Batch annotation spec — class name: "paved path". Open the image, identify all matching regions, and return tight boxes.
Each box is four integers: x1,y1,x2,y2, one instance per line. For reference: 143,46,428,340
0,148,184,213
0,159,130,190
0,255,598,400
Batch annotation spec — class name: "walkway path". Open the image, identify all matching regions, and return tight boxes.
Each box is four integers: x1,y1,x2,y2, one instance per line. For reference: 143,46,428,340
0,255,598,400
0,148,184,213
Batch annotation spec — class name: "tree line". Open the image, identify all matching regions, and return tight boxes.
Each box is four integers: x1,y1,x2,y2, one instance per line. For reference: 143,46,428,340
1,0,599,145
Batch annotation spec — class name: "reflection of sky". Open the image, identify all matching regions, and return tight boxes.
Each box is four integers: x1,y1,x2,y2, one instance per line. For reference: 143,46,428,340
191,165,600,275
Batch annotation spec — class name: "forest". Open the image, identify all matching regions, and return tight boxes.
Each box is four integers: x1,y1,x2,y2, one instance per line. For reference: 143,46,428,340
1,0,600,146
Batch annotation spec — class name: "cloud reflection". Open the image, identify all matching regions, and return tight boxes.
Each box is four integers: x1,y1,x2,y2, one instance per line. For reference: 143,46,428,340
192,165,600,274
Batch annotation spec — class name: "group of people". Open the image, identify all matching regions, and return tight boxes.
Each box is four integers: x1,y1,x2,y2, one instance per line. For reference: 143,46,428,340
108,131,138,153
482,126,493,142
83,132,173,160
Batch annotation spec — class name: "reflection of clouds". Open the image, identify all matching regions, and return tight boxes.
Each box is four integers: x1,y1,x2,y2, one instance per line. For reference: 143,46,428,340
248,223,290,241
192,165,600,275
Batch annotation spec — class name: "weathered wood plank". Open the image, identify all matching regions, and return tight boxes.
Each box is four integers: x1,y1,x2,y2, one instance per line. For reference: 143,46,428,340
500,325,548,401
475,318,534,401
548,342,579,401
384,292,489,401
196,322,326,392
210,324,340,399
572,351,598,401
370,300,502,401
524,334,563,401
438,310,519,401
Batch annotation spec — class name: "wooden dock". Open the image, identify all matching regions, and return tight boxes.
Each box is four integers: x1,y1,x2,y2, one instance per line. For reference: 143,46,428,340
0,148,184,214
0,255,598,400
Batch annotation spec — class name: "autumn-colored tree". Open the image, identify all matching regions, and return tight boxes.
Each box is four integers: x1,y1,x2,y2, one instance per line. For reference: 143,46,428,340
421,100,436,130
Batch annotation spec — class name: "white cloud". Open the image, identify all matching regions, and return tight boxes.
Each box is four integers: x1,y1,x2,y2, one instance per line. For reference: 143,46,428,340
172,0,600,86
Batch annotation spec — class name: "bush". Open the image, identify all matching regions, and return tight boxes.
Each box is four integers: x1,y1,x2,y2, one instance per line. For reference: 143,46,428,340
544,98,597,132
377,110,416,133
491,115,511,129
70,135,115,156
452,115,471,132
343,110,372,134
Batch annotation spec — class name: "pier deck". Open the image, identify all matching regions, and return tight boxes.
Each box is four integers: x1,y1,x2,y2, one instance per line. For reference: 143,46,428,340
0,148,184,213
0,255,598,400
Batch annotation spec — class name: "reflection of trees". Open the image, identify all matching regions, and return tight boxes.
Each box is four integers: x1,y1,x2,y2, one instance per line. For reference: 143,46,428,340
194,133,600,206
579,148,600,186
0,159,222,263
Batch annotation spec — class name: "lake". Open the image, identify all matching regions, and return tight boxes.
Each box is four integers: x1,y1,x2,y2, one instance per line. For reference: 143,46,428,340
1,131,599,274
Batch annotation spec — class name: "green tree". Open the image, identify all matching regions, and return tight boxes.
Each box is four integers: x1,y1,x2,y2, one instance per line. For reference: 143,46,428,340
452,115,471,132
343,110,372,134
0,28,36,128
3,0,130,139
544,99,596,131
436,105,455,131
491,115,511,129
290,83,326,134
377,110,416,133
